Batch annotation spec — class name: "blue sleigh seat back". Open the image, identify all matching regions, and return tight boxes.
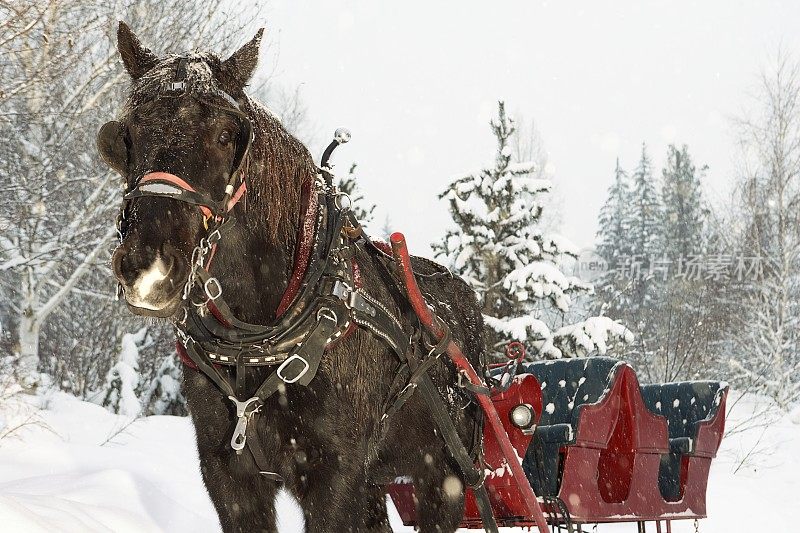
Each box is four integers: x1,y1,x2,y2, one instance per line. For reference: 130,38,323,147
514,357,623,497
640,381,727,501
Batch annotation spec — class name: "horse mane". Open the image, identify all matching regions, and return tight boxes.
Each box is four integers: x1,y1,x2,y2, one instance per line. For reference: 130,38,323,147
240,98,318,248
122,53,318,248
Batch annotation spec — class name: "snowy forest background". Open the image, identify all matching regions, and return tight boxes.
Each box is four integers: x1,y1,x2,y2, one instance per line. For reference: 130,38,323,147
1,0,799,426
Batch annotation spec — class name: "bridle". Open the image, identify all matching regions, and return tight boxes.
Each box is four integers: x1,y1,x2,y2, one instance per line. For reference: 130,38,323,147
111,57,253,303
109,57,412,432
120,94,252,226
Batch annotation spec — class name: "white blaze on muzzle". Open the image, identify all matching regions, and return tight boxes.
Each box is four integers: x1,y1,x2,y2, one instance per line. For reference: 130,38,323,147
127,256,171,309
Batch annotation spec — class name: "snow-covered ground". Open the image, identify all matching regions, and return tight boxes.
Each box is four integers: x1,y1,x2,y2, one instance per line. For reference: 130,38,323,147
0,391,797,532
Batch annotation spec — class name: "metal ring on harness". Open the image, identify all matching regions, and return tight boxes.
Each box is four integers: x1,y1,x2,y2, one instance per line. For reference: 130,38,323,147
316,307,338,324
204,277,223,300
335,192,352,211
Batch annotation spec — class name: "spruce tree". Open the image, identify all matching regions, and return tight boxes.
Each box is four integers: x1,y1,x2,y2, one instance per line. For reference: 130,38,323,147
593,143,722,381
630,143,663,265
627,143,664,326
594,144,663,375
596,159,633,270
595,159,634,317
661,144,707,259
649,144,716,382
434,101,631,359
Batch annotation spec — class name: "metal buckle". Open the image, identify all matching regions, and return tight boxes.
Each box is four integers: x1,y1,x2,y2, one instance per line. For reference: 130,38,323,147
228,396,262,451
317,307,338,324
204,277,222,300
276,354,310,384
332,281,375,316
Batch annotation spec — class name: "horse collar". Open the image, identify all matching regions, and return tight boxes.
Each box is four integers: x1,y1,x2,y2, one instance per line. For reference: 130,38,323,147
174,176,409,376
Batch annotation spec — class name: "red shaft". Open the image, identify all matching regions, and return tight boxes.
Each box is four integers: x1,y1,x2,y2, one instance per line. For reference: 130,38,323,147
389,233,549,533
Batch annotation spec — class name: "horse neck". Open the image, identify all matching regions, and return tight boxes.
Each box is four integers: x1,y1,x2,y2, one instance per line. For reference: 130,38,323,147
211,209,298,324
211,102,314,323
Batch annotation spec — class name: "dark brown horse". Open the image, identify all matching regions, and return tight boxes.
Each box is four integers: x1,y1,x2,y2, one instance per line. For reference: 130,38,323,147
99,22,486,533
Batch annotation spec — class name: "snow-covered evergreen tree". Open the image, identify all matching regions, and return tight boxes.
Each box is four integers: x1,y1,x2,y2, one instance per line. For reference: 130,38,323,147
650,145,721,382
594,159,635,319
434,101,631,359
597,159,633,268
630,143,663,265
101,328,148,417
661,144,707,259
625,143,665,354
594,144,721,382
141,352,186,416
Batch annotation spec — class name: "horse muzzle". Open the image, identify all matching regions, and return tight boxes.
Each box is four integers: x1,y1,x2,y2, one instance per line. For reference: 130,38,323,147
112,242,187,318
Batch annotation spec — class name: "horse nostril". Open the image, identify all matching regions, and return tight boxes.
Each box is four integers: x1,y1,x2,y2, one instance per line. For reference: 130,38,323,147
160,243,185,286
113,241,168,288
113,246,147,287
111,246,132,285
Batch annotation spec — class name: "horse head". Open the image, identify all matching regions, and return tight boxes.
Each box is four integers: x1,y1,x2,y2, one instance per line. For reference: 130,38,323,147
100,22,264,318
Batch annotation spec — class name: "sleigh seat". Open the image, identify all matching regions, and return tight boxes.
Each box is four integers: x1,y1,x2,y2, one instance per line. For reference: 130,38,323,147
640,381,728,502
516,357,625,497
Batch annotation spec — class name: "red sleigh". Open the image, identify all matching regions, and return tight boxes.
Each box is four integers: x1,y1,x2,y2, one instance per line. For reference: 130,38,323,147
388,357,727,530
387,234,728,532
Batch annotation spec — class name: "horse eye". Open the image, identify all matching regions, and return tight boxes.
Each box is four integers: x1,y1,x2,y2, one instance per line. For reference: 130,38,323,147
218,131,231,145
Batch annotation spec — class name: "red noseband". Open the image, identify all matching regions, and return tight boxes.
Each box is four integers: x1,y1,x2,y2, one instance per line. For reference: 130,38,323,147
138,171,248,221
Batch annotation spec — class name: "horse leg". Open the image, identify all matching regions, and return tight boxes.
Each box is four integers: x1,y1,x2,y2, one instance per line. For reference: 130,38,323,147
414,460,466,533
298,460,390,533
350,481,391,532
185,374,279,533
198,449,280,533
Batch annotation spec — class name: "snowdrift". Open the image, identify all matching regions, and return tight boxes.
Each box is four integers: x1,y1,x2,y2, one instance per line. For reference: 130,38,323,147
0,391,797,532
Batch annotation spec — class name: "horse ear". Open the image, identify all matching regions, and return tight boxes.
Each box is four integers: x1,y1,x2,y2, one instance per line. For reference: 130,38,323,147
117,21,159,80
220,28,264,92
97,121,128,175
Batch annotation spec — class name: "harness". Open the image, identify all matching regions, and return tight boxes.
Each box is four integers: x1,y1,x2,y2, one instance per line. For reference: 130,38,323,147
116,57,501,532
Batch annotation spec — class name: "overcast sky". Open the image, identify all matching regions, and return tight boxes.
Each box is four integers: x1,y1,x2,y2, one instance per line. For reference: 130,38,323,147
257,1,799,256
